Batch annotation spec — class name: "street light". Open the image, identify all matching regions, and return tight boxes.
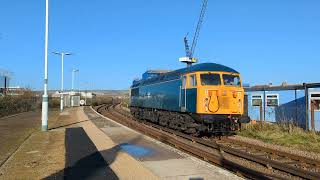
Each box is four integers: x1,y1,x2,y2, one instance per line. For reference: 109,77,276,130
52,51,73,112
72,69,79,91
41,0,49,131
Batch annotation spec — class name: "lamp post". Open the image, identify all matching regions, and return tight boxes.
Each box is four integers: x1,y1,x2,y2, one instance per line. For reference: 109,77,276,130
72,69,79,91
52,51,73,112
41,0,49,131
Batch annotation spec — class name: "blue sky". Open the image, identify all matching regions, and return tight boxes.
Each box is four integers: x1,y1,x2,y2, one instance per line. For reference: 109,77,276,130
0,0,319,90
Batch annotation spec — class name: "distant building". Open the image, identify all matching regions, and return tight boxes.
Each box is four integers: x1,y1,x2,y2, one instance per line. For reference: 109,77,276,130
0,69,11,94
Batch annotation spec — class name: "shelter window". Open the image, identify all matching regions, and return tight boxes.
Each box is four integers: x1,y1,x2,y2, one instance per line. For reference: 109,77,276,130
222,74,241,86
312,100,320,111
200,74,221,86
189,74,197,87
251,94,262,106
311,93,320,111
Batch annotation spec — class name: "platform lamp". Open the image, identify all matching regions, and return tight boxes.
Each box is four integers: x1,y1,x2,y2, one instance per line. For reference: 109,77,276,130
72,69,79,91
41,0,49,131
52,51,73,112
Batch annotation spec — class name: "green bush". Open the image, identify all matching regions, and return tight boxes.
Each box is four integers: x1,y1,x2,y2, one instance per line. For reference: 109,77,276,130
91,95,114,106
0,90,40,118
48,97,60,108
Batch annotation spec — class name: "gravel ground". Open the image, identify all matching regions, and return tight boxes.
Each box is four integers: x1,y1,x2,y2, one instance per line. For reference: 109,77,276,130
230,135,320,161
120,105,319,161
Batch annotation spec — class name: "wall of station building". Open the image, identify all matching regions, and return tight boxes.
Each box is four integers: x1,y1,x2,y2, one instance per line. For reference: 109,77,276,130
245,88,320,131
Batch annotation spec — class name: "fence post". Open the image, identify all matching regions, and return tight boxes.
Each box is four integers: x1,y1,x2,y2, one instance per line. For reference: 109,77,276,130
260,101,263,127
304,83,309,130
311,100,315,131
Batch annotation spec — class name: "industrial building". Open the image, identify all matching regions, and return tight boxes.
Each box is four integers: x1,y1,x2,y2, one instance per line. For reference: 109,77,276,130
245,83,320,131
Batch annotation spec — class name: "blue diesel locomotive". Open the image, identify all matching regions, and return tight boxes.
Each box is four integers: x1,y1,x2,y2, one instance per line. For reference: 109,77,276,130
129,63,250,135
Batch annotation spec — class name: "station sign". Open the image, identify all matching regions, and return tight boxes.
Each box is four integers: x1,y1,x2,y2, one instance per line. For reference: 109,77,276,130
80,99,86,106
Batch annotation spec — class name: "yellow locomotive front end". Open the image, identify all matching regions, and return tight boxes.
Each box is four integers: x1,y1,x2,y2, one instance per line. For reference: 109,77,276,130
197,71,244,115
183,70,250,134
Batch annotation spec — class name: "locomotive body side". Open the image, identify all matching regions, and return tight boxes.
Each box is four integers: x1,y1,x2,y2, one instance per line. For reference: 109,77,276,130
130,78,182,112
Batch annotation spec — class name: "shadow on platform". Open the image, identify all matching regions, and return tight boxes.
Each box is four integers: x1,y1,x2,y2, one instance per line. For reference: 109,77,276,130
44,127,120,180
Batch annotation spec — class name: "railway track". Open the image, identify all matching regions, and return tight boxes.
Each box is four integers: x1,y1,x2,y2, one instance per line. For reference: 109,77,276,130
95,103,320,180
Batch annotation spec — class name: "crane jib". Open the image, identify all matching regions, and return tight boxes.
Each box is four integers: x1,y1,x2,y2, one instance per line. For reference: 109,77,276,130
183,0,208,63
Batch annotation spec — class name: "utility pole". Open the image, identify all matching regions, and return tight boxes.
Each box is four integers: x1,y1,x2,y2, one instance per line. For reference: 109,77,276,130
41,0,49,131
52,52,73,112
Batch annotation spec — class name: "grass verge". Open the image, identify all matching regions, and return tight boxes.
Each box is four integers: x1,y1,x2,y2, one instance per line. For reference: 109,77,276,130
237,122,320,153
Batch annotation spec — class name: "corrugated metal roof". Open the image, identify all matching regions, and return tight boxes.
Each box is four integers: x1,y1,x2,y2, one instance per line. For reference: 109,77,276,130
245,83,320,91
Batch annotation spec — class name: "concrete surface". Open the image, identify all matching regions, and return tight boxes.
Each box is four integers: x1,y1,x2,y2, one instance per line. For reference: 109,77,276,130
0,106,243,180
0,110,60,167
85,107,243,180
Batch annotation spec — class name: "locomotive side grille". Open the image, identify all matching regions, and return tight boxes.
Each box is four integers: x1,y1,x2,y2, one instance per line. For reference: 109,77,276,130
220,97,230,109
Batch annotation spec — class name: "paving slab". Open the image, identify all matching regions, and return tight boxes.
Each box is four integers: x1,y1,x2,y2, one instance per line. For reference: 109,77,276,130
77,107,159,180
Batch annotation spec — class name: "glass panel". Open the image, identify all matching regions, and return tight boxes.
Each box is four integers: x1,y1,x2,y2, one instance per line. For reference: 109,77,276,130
222,74,241,86
312,100,320,110
200,74,221,86
189,74,197,87
252,99,262,106
182,76,187,88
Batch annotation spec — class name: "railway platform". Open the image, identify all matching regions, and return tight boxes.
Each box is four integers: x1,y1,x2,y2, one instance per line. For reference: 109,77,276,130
85,106,242,180
0,106,242,180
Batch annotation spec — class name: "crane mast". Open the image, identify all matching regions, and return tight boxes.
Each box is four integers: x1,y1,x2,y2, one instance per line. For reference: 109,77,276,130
180,0,208,67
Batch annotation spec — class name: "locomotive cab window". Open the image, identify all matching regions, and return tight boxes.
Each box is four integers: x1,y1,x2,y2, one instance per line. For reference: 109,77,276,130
223,74,241,86
182,76,187,88
200,73,221,86
189,74,197,87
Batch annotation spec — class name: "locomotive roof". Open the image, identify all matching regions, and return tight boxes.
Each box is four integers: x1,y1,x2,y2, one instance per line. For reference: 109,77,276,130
132,63,239,88
181,63,239,74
